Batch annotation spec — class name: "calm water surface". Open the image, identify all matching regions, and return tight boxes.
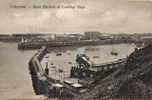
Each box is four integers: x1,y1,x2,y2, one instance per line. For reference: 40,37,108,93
0,42,136,99
0,42,38,99
45,43,136,66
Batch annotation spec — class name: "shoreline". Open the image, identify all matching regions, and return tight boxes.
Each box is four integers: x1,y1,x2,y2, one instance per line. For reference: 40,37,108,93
18,39,137,50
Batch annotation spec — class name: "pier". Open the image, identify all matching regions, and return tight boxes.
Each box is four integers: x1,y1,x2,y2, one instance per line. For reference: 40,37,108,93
18,39,135,50
28,46,127,98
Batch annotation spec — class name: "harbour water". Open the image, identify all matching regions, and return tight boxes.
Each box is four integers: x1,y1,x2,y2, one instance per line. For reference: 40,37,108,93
0,42,136,99
0,42,39,99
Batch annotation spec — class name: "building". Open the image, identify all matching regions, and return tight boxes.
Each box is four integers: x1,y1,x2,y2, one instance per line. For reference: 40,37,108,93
84,31,102,40
54,34,81,42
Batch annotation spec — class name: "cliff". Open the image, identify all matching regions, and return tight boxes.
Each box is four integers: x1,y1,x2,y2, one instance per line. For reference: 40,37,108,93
80,45,152,99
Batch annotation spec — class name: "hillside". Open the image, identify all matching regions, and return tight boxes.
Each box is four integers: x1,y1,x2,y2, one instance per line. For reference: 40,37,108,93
80,45,152,99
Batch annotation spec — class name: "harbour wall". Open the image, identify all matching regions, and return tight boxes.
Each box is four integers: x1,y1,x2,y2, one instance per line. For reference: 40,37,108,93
28,46,48,95
28,46,83,98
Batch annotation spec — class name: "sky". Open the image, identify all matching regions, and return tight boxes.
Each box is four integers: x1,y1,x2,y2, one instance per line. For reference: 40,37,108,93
0,0,152,34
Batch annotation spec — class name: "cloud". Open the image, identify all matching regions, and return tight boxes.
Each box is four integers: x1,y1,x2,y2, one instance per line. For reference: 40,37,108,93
0,0,152,34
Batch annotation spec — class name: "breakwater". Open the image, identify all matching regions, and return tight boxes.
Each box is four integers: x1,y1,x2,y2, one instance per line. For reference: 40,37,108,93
18,39,135,50
28,45,130,98
28,46,48,95
28,46,85,98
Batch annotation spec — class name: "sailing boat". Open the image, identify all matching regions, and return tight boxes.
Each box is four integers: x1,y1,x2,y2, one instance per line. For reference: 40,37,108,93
21,36,25,43
111,47,118,56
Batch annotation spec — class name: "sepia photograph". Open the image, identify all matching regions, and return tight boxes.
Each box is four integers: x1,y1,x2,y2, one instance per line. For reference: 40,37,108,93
0,0,152,100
